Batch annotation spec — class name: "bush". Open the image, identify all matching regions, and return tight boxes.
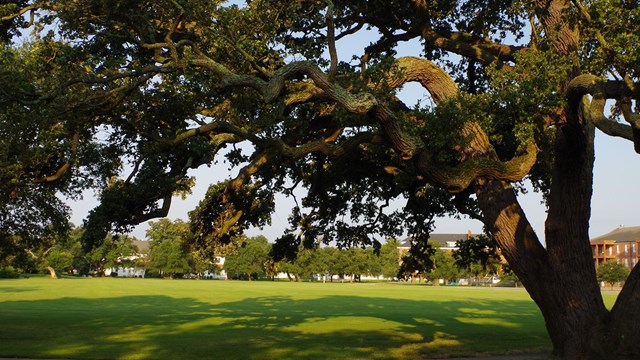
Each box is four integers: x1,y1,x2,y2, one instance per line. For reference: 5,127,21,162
0,266,22,279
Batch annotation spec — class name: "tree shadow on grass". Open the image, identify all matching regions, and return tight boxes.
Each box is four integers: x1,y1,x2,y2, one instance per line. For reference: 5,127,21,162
0,292,550,360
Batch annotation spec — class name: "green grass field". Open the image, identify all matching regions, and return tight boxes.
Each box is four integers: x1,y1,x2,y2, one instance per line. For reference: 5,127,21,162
0,277,619,359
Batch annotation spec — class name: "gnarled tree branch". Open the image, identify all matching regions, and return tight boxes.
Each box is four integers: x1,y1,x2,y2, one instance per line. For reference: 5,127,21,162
567,74,640,150
420,28,519,65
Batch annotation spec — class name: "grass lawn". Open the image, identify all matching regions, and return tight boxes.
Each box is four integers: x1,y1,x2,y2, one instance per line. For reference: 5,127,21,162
0,277,618,359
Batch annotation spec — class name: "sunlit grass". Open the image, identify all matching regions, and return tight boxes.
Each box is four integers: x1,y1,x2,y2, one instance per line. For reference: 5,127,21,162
0,277,617,359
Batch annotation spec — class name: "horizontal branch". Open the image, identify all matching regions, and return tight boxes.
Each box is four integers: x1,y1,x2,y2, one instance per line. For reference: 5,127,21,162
416,141,538,193
133,194,172,223
0,3,42,22
420,28,519,65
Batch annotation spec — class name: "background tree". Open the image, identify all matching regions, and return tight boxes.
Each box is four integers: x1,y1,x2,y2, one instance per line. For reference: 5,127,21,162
453,235,502,285
3,1,640,357
379,238,401,280
276,245,312,282
597,261,631,290
315,246,342,282
85,233,139,277
224,235,270,280
429,249,461,285
147,219,193,278
342,247,369,283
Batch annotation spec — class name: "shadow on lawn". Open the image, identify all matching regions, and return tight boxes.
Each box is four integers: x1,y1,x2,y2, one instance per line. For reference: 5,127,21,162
0,291,550,360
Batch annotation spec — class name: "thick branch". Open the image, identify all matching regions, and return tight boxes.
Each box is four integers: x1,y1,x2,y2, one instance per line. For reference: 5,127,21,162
133,193,172,223
33,132,80,183
387,57,458,104
0,3,42,22
567,75,640,149
325,0,337,81
420,28,519,65
416,141,538,193
189,55,378,113
532,0,579,57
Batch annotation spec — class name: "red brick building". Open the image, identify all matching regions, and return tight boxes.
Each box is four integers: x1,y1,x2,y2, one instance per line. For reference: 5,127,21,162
590,226,640,268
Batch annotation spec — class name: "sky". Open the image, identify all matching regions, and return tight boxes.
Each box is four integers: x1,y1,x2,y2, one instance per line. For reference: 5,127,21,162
66,4,640,243
68,131,640,243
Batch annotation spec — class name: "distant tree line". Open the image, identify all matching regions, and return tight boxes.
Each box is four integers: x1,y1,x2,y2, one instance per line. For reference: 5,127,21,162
2,218,524,283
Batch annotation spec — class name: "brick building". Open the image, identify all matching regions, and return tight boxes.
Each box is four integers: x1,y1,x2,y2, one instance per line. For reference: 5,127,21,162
590,226,640,268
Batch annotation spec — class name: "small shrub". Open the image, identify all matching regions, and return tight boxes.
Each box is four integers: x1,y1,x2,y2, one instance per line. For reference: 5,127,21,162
0,266,22,279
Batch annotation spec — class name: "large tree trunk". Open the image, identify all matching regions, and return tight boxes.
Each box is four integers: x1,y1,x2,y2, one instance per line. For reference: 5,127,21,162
476,178,610,359
475,111,640,358
470,2,640,357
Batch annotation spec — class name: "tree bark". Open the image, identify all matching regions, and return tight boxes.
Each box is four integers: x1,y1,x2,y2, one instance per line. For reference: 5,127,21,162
470,95,640,359
45,266,58,279
475,178,611,359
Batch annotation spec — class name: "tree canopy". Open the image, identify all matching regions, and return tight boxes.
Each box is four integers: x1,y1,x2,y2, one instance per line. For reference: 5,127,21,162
2,1,640,358
596,260,630,289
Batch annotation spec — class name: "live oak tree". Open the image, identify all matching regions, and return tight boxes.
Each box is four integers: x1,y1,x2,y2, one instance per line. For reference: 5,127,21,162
2,1,640,358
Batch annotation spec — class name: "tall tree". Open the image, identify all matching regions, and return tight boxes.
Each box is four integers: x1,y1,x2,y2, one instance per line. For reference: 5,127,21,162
223,235,270,280
379,238,401,280
147,218,193,278
429,249,461,285
2,1,640,358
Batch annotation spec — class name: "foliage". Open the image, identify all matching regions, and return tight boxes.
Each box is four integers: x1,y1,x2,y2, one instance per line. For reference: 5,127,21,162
398,238,435,279
429,249,461,284
597,260,630,288
147,218,193,278
453,235,502,277
223,235,271,280
379,238,402,279
0,266,21,278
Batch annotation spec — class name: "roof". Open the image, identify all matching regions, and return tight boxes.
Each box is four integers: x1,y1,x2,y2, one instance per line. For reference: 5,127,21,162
590,226,640,243
399,233,474,248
